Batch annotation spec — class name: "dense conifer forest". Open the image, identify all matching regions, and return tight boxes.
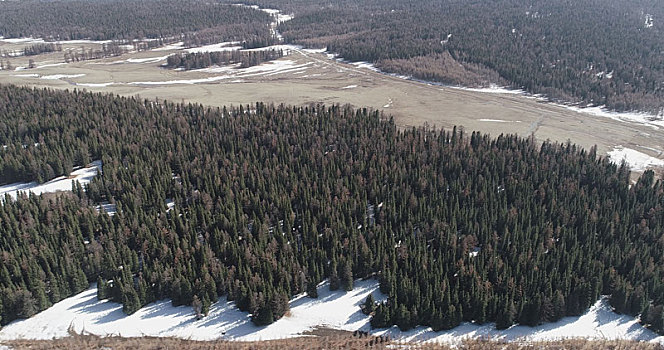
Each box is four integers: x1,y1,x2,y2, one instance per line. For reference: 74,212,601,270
267,0,664,113
0,85,662,335
165,49,284,70
0,0,275,46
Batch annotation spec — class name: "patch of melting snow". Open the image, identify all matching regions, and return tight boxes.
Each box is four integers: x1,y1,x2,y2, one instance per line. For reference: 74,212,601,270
56,39,114,45
151,42,185,51
645,14,654,28
241,44,298,54
76,82,116,88
185,42,242,53
40,74,85,80
125,55,170,64
0,279,383,341
373,297,663,344
302,47,327,54
563,105,664,130
468,247,481,258
478,119,522,123
126,60,312,85
607,146,664,172
350,61,381,72
383,98,393,108
0,161,102,200
35,62,68,69
0,37,46,44
95,202,117,216
341,84,357,89
449,84,525,95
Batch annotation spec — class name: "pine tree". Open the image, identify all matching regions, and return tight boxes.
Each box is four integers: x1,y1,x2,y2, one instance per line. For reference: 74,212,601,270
363,294,376,315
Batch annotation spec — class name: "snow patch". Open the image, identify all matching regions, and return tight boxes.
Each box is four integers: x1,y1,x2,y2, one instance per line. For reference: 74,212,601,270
125,55,170,64
185,42,242,53
0,37,45,44
40,74,85,80
645,14,654,28
374,298,662,344
563,105,664,130
126,60,311,85
0,279,382,341
76,82,115,88
478,119,522,123
95,202,117,216
350,61,380,72
35,62,68,69
449,85,525,95
0,161,102,200
468,247,481,258
341,85,357,89
607,146,664,172
151,42,185,51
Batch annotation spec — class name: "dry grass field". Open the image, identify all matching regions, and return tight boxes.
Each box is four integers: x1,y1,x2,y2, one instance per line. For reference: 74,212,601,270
3,332,664,350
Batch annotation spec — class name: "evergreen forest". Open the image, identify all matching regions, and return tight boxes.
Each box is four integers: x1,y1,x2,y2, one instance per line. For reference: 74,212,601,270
0,0,275,46
270,0,664,113
0,85,662,336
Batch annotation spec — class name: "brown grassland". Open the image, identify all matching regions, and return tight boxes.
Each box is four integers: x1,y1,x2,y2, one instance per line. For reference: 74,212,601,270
3,332,664,350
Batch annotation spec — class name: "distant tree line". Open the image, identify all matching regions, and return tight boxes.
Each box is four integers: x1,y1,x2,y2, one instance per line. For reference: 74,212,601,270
0,85,662,336
0,0,276,48
270,0,664,114
22,43,63,57
63,43,130,63
165,49,284,70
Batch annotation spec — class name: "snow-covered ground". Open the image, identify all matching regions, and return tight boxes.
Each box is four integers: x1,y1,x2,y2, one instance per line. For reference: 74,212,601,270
1,278,662,344
478,119,523,123
374,298,663,344
95,202,117,216
151,41,185,52
184,42,242,54
12,73,86,80
561,105,664,130
0,280,382,341
608,146,664,172
450,85,526,95
39,73,85,80
0,161,101,200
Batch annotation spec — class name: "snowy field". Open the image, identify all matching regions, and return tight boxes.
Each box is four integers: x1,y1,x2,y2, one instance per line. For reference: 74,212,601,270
0,280,382,341
0,161,101,200
0,279,662,344
375,298,663,344
608,146,664,172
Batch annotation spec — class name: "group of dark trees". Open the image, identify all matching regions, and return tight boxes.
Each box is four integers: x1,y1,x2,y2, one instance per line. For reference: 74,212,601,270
63,43,130,63
0,0,276,50
22,43,63,57
165,49,284,70
266,0,664,113
0,85,663,335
